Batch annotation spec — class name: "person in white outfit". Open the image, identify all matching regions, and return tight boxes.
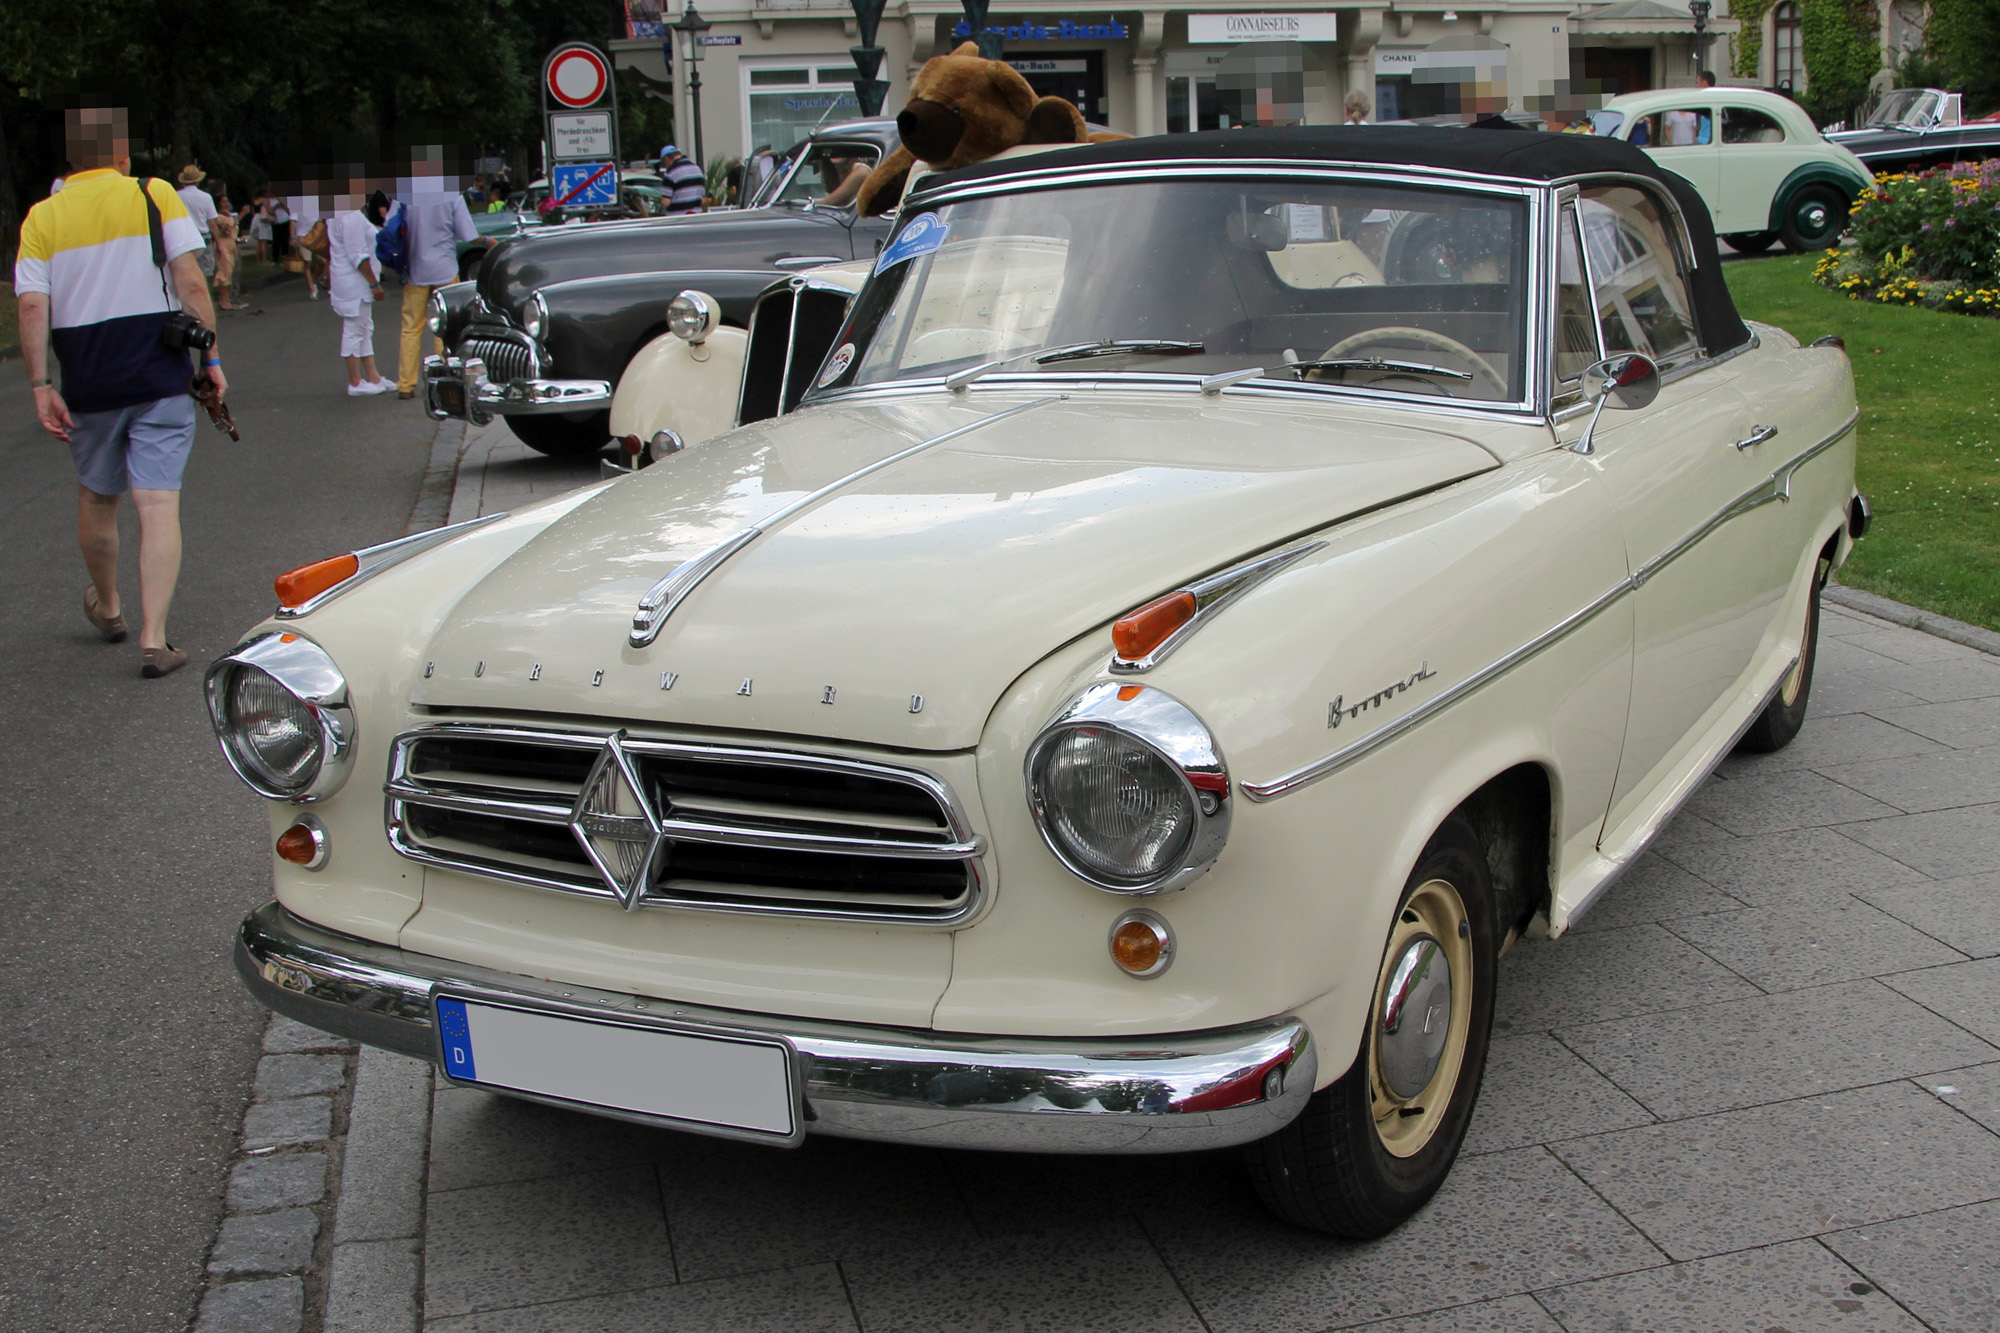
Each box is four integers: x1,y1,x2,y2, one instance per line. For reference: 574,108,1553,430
328,192,392,394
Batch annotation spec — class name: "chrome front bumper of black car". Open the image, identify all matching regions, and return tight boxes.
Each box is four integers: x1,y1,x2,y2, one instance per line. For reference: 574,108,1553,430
421,355,612,424
235,901,1317,1153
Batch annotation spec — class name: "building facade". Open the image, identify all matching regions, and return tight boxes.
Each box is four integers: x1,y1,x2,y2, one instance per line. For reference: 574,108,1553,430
613,0,1747,166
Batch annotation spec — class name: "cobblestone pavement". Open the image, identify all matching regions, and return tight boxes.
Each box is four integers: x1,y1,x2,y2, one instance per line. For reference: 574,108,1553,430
267,430,2000,1332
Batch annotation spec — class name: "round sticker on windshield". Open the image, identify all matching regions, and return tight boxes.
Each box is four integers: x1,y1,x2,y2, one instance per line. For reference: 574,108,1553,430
818,342,856,387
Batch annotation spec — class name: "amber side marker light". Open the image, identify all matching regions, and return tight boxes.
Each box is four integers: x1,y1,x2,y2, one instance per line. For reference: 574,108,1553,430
275,818,329,870
1109,909,1174,979
1112,591,1196,661
274,554,360,609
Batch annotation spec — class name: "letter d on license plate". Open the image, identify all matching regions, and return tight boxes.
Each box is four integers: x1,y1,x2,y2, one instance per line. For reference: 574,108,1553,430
435,996,798,1141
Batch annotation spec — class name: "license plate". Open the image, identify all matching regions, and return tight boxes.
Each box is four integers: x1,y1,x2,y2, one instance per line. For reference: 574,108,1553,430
435,996,797,1139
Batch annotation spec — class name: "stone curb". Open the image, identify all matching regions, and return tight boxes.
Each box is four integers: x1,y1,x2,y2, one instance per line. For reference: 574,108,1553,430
1825,581,2000,658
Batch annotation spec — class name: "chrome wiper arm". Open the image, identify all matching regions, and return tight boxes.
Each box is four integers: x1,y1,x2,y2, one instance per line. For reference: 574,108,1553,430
1288,357,1474,382
945,341,1102,392
1035,339,1205,365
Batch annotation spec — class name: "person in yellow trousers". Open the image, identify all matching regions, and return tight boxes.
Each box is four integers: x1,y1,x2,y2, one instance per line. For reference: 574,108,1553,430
394,146,478,399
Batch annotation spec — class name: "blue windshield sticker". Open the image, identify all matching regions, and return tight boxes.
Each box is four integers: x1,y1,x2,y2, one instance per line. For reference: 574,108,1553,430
875,212,949,272
437,998,477,1082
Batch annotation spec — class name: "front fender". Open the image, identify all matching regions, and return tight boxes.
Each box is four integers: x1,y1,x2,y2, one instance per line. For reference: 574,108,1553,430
1765,160,1872,232
608,327,749,446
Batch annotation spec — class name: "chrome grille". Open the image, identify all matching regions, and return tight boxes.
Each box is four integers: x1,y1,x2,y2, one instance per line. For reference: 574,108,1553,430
385,725,984,923
461,331,540,384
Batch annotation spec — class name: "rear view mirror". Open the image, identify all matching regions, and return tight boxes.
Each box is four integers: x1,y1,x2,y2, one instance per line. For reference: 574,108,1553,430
1573,353,1659,454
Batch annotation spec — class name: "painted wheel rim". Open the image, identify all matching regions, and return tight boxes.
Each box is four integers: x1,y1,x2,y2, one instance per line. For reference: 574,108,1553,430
1780,590,1814,706
1796,198,1835,242
1369,877,1474,1157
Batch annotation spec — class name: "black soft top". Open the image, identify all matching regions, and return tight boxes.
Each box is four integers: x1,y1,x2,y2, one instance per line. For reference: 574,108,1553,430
924,124,1751,355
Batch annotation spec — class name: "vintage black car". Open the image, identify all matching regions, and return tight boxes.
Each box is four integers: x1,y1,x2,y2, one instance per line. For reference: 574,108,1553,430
1827,88,2000,173
424,121,903,455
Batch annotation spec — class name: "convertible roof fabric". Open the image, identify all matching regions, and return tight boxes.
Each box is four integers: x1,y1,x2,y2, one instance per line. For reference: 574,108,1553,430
923,124,1752,356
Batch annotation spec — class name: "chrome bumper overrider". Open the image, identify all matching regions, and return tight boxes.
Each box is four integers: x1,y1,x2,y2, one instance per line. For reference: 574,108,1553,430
422,355,612,424
235,902,1316,1153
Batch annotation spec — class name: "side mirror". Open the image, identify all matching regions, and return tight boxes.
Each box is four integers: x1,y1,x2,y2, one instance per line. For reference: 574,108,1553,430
1572,353,1658,454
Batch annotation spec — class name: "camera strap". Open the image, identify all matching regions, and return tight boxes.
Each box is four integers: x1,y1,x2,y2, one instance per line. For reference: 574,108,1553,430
136,178,172,307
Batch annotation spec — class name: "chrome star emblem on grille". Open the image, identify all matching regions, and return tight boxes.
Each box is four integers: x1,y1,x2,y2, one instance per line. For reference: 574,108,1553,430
569,732,667,912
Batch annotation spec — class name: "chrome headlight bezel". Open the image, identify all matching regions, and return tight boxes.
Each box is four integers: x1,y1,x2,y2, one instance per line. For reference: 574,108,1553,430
426,290,447,337
203,634,358,803
520,292,549,342
667,289,718,345
1024,683,1231,894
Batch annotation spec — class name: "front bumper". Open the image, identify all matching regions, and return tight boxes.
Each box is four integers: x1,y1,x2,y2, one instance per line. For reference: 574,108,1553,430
422,355,612,425
236,901,1316,1153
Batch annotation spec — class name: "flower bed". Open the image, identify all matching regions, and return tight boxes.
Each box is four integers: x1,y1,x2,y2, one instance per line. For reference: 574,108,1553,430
1814,160,2000,315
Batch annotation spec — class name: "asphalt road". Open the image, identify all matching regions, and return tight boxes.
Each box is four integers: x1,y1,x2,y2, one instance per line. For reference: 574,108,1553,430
0,279,438,1332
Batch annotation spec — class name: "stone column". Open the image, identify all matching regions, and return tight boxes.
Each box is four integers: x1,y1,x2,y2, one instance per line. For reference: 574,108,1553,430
1346,7,1383,115
1130,11,1167,137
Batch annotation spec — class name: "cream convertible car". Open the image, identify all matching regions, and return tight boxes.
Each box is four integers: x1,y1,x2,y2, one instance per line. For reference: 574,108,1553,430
212,127,1866,1238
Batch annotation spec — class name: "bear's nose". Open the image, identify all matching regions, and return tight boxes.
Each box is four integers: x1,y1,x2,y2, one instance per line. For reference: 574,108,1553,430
898,99,965,161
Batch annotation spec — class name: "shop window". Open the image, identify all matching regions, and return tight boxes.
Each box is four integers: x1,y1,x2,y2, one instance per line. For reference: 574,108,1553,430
1375,77,1411,121
743,64,861,157
1166,74,1227,132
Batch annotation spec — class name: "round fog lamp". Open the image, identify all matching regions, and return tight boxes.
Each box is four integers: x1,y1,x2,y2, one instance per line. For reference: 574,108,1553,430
667,290,717,344
1109,909,1174,978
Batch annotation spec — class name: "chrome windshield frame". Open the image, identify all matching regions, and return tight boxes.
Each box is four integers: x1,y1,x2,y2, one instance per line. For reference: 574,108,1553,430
805,162,1550,419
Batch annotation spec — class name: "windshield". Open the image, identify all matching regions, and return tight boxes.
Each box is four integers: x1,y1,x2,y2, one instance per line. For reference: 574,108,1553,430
815,178,1530,404
1867,89,1937,128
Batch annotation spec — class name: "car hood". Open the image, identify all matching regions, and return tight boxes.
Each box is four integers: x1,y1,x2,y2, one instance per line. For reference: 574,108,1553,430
478,207,849,312
411,391,1501,749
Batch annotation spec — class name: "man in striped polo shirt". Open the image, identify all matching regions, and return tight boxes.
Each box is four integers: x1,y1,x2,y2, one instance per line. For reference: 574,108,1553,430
15,107,225,679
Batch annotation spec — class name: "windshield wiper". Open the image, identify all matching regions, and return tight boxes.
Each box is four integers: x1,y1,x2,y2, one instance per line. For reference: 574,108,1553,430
1034,339,1205,365
1288,357,1473,382
946,339,1203,391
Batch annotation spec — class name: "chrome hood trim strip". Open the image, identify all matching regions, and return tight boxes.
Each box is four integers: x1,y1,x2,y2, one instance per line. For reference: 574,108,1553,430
629,396,1063,647
1242,410,1859,801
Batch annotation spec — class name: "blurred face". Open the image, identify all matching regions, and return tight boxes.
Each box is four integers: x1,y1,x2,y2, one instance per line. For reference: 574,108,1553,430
65,107,131,170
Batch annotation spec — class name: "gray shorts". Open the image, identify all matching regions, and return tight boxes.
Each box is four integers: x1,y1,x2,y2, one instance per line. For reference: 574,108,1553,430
69,395,198,495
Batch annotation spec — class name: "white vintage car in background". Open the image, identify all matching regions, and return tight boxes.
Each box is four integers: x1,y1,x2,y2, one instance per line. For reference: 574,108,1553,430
211,126,1866,1238
1592,87,1873,254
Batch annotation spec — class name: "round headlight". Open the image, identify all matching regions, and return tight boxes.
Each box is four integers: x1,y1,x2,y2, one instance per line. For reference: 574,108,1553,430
426,290,447,337
1026,684,1230,894
667,290,717,344
227,667,325,791
521,292,549,342
204,634,357,802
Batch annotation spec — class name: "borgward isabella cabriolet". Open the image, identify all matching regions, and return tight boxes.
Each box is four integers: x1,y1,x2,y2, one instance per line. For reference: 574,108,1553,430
211,126,1867,1237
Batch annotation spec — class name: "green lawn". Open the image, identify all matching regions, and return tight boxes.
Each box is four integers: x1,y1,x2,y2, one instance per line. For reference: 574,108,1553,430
1725,255,2000,632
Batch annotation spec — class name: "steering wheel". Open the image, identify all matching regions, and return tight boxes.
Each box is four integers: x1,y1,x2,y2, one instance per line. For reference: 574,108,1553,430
1318,326,1509,398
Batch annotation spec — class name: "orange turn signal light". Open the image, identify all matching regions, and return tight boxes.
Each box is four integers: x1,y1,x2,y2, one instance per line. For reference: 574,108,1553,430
275,820,327,870
274,554,360,609
1110,920,1165,974
1112,591,1196,662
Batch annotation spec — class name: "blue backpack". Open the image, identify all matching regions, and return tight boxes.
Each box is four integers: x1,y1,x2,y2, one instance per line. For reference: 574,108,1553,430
376,203,409,277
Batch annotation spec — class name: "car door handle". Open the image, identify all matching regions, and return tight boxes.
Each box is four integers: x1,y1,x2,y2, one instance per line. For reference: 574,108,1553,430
775,255,844,268
1734,424,1779,450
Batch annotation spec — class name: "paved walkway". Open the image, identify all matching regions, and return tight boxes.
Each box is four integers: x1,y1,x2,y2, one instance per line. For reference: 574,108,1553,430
327,430,2000,1331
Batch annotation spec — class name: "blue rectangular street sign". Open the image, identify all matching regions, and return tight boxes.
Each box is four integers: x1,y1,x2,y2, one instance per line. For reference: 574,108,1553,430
552,161,618,209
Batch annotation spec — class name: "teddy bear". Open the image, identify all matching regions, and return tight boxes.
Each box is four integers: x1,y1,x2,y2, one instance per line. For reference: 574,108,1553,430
854,42,1123,216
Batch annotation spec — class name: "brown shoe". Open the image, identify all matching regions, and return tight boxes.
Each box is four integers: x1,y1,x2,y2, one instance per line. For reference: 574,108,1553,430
140,644,187,678
398,390,415,400
84,587,128,643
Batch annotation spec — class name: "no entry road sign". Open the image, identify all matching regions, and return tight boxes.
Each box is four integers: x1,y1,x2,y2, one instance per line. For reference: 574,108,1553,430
546,44,610,109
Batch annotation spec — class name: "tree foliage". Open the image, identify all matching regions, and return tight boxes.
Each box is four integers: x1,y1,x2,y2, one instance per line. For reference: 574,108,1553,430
2,0,633,263
1800,0,1881,125
1927,0,2000,115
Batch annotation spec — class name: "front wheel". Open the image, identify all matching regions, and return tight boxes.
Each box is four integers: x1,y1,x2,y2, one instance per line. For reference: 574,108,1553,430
504,411,611,457
1779,186,1846,253
1724,230,1778,255
1737,555,1828,754
1246,815,1498,1238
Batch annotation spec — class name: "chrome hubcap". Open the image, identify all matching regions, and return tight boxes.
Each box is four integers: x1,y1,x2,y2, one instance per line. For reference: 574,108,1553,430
1379,938,1452,1099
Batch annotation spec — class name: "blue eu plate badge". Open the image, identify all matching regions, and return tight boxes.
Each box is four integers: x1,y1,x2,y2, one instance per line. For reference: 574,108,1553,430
875,212,949,272
437,997,477,1081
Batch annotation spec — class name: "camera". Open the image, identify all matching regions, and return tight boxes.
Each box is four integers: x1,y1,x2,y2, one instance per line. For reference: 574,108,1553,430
160,311,216,353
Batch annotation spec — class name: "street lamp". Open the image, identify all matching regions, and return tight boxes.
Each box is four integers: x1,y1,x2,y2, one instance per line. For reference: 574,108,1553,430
672,2,711,168
1688,0,1712,77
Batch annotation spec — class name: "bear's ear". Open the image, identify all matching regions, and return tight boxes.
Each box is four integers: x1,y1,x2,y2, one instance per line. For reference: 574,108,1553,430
950,40,981,57
1023,95,1088,144
986,58,1040,119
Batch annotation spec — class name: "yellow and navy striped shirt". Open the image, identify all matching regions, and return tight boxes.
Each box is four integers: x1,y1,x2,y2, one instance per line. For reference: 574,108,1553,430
15,169,206,412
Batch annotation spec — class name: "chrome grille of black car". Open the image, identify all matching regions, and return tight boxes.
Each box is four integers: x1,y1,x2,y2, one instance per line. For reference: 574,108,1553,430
385,725,983,923
461,331,540,385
